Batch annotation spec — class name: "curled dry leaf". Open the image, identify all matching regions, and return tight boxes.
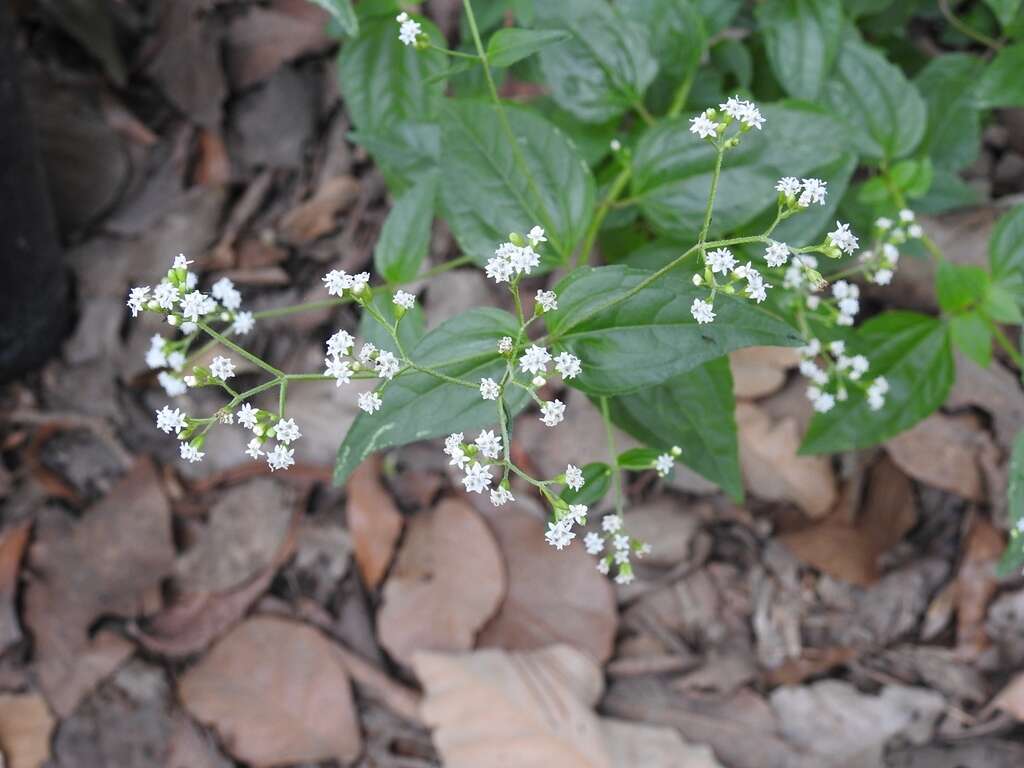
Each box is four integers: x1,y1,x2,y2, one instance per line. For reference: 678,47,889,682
0,693,56,768
225,0,333,89
736,403,836,517
955,516,1005,658
885,413,988,501
729,346,800,400
278,175,360,244
0,522,30,654
179,616,361,767
377,499,505,666
345,456,404,589
476,502,617,665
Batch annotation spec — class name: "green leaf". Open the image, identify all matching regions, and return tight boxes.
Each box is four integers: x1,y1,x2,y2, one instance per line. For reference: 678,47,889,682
825,34,927,162
989,204,1024,305
936,261,990,313
984,0,1023,28
439,99,596,269
976,43,1024,109
335,308,528,485
984,283,1024,324
486,28,571,67
996,430,1024,578
608,357,742,500
337,16,447,134
632,103,848,240
348,122,440,190
308,0,358,36
914,166,981,215
616,448,663,471
800,312,954,454
559,462,612,506
373,173,438,283
534,0,658,123
951,312,993,368
693,0,743,34
756,0,843,100
914,54,984,171
545,265,802,396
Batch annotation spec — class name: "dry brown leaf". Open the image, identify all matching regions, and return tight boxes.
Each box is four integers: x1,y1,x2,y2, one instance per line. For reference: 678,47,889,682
603,719,723,768
736,403,836,517
955,516,1005,657
225,0,333,89
346,457,404,589
0,693,55,768
377,499,505,666
167,714,233,768
730,347,800,400
476,503,617,664
179,616,361,766
278,176,360,244
886,413,987,501
24,460,175,715
0,522,30,654
993,672,1024,721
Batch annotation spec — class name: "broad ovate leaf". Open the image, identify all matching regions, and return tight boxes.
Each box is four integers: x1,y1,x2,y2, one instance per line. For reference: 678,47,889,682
308,0,358,36
756,0,844,100
989,204,1024,306
914,54,984,172
976,43,1024,109
373,171,438,283
486,28,571,68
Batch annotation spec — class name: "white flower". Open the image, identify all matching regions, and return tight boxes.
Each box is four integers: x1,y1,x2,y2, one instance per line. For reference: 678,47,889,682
155,405,187,435
267,444,295,471
807,295,821,310
832,280,858,300
180,291,216,322
706,248,736,274
654,453,674,476
393,290,416,310
545,520,575,550
349,272,370,294
323,269,350,296
375,350,401,380
511,245,540,274
462,462,493,494
153,281,178,310
584,532,605,555
873,269,894,286
237,403,259,430
325,357,352,386
528,226,547,247
745,271,770,303
691,298,715,325
613,533,630,551
720,96,746,120
485,256,514,284
158,372,187,397
490,486,514,506
615,566,635,585
899,209,915,222
519,345,551,375
827,221,859,254
444,432,463,456
475,429,502,459
554,351,581,380
172,254,193,270
211,277,241,310
127,286,150,318
800,338,821,357
602,514,622,533
358,391,383,414
498,336,513,354
689,110,718,139
479,378,500,400
180,443,204,463
540,399,565,427
610,138,622,152
799,178,828,207
232,311,255,335
245,438,264,460
596,558,611,575
764,241,790,268
326,329,355,357
829,340,845,355
738,100,765,129
146,335,168,369
274,417,301,445
876,217,893,230
908,223,923,239
397,12,421,46
209,356,236,381
775,176,802,197
848,354,869,380
806,386,836,413
531,375,546,388
800,360,828,385
535,290,558,313
564,464,584,491
358,343,378,364
867,377,888,411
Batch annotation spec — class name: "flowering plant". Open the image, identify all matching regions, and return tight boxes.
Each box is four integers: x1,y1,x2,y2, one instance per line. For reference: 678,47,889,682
127,0,1024,580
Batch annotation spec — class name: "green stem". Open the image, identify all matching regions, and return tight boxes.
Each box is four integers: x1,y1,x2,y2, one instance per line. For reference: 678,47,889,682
938,0,1003,50
278,379,288,417
431,44,481,60
197,322,283,378
576,165,633,268
599,396,625,516
418,254,474,280
255,298,348,320
698,145,726,246
666,66,697,118
632,99,655,126
993,324,1024,370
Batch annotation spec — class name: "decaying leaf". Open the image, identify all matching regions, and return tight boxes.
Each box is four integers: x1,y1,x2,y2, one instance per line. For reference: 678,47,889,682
730,346,800,400
225,0,333,89
179,616,362,766
345,456,404,589
993,672,1024,721
603,719,723,768
278,175,360,244
955,516,1005,657
0,522,31,654
0,694,55,768
886,413,987,501
377,499,505,665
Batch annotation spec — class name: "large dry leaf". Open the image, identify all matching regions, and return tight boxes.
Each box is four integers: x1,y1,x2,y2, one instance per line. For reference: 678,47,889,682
24,460,175,715
948,353,1024,451
179,616,361,766
377,499,505,666
414,646,718,768
0,522,30,653
0,694,55,768
476,503,617,664
885,413,987,501
993,672,1024,721
955,516,1004,657
730,347,800,400
736,403,836,517
346,457,404,589
278,176,359,244
225,0,332,89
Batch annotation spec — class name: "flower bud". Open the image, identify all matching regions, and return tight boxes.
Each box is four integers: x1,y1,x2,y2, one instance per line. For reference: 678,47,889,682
692,274,702,287
531,375,546,388
509,232,526,247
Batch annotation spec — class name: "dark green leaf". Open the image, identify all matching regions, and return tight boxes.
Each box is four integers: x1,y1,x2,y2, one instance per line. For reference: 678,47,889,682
976,43,1024,109
348,122,440,191
984,0,1023,28
632,103,848,239
373,173,438,283
825,34,927,162
913,166,981,215
335,308,528,484
756,0,843,100
996,430,1024,578
693,0,743,34
616,447,663,471
951,312,993,368
439,99,595,268
989,204,1024,305
608,357,743,499
545,265,802,395
936,261,990,313
710,38,753,89
308,0,358,35
560,462,612,506
914,54,984,171
486,28,571,67
534,0,658,123
984,283,1024,324
800,312,954,454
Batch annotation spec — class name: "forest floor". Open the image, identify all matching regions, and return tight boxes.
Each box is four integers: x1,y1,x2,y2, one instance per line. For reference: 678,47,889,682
2,2,1024,767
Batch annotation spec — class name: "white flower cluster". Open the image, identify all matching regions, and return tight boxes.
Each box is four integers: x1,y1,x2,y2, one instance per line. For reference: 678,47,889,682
690,248,772,325
322,269,370,298
582,514,652,585
797,339,887,413
396,11,422,47
444,431,508,503
689,96,765,139
831,280,861,326
321,330,398,413
485,226,546,284
858,210,921,286
775,176,828,208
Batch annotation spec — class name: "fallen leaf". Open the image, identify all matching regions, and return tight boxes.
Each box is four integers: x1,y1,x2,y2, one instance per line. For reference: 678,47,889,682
948,354,1024,451
619,499,707,568
346,456,404,589
228,66,316,171
192,129,231,187
23,460,175,715
0,522,30,653
377,499,504,665
886,413,987,501
603,719,723,768
476,502,618,665
168,715,234,768
179,616,361,766
955,516,1005,657
278,175,360,244
993,672,1024,721
763,647,858,687
730,347,800,400
736,403,836,517
225,0,333,89
886,739,1024,768
0,694,55,768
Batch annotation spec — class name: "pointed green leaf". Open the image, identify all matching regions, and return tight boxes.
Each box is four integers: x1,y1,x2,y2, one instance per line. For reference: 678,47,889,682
914,54,984,171
559,462,612,506
309,0,358,36
989,204,1024,306
951,312,993,368
756,0,844,100
486,28,571,68
976,43,1024,109
373,172,438,283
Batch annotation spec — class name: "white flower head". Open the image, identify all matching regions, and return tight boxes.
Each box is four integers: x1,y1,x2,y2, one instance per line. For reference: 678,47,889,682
490,486,514,507
535,290,558,313
374,350,401,380
764,241,790,268
211,277,241,310
485,256,514,284
554,351,581,380
775,176,802,197
545,519,575,550
245,438,264,460
209,355,236,381
691,298,715,325
153,281,178,310
474,429,502,460
180,291,216,323
146,335,168,369
358,391,383,414
397,13,422,46
511,245,540,275
564,464,584,491
358,343,378,365
799,178,828,207
180,442,205,463
462,462,493,494
827,221,859,255
689,110,719,139
528,226,547,247
267,444,295,472
326,329,355,358
602,514,622,533
519,345,551,375
172,254,193,270
158,372,187,397
654,453,674,477
127,286,151,318
479,377,500,400
584,532,605,555
540,399,566,427
323,269,351,297
706,248,736,275
393,290,416,310
232,311,255,335
155,405,187,435
274,417,301,445
567,504,588,525
237,403,260,430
